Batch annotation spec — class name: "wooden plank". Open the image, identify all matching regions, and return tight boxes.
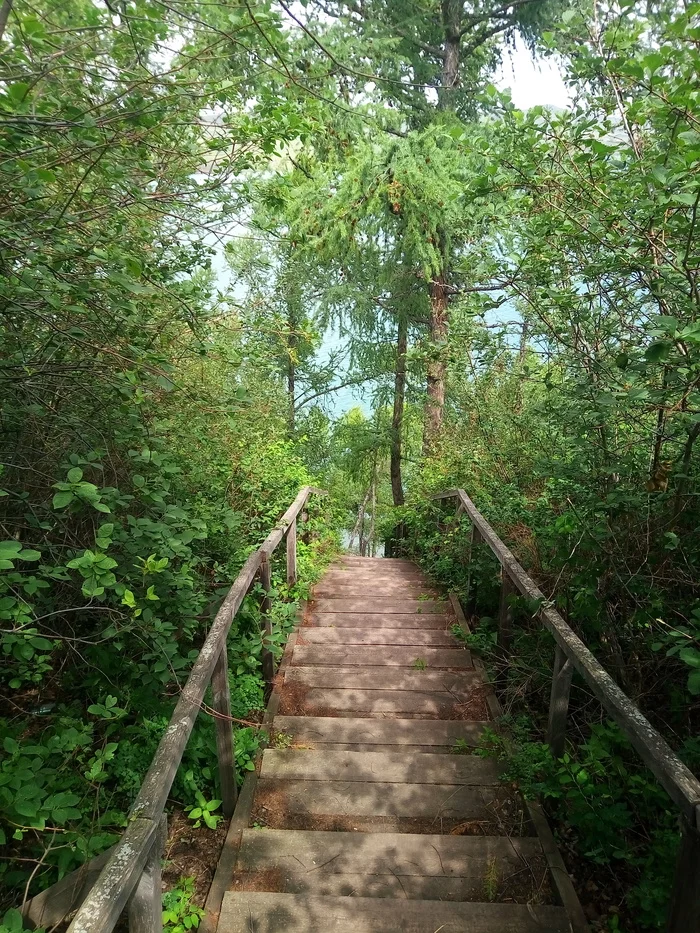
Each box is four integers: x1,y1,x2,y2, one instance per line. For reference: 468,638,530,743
285,667,479,692
259,554,274,692
525,799,591,933
219,893,569,933
272,716,489,748
339,556,418,567
201,621,302,933
436,489,700,825
313,597,447,614
24,847,115,926
260,750,500,784
127,814,166,933
237,828,542,877
231,873,525,901
254,779,500,819
292,645,471,669
298,627,458,647
547,645,573,759
212,645,237,817
667,808,700,933
287,743,457,754
286,516,297,587
66,818,159,933
497,571,516,690
310,612,453,629
313,586,439,599
321,569,428,581
281,687,468,717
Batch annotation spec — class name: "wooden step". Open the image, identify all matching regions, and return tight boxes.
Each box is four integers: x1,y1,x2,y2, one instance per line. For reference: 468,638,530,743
219,893,569,932
260,750,501,784
313,586,439,599
234,829,545,901
291,645,472,669
313,598,448,614
339,557,418,566
285,667,479,692
272,716,490,749
309,612,454,629
320,570,429,582
298,627,458,646
280,686,471,717
254,778,502,821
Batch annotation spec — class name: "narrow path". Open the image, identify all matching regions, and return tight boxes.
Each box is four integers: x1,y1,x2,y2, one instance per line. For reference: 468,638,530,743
218,556,573,932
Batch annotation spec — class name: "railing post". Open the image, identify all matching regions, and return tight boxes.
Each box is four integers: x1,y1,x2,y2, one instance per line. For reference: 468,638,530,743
211,643,237,818
466,524,482,617
666,807,700,933
547,644,573,758
127,813,166,933
286,517,297,588
259,552,274,695
496,571,515,690
301,509,310,546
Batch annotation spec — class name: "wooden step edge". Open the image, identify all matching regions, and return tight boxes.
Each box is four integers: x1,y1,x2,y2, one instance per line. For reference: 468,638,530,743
200,603,304,933
449,592,590,933
219,893,570,932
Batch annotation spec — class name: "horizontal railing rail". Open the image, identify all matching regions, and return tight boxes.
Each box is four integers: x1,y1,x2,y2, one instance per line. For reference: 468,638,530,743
26,486,325,933
434,489,700,933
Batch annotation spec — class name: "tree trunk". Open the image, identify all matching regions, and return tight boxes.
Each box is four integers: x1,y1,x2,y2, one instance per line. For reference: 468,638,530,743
287,314,297,433
423,0,460,451
438,0,461,110
0,0,13,43
423,272,449,454
391,313,407,506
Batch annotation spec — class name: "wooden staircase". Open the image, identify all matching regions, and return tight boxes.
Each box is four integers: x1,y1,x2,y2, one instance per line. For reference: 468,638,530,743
217,555,584,932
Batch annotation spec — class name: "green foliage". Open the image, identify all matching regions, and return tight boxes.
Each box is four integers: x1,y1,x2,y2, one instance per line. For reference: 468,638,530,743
0,909,42,933
162,877,205,933
185,792,222,831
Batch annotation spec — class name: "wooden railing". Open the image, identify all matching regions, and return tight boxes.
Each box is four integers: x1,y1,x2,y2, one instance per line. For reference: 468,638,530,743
23,487,324,933
434,489,700,933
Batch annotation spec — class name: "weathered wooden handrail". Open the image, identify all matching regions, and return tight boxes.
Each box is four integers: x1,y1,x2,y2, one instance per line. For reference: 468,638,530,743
434,488,700,933
27,486,325,933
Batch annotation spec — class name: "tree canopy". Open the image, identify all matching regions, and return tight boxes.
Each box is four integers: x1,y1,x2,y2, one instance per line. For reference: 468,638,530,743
1,0,699,929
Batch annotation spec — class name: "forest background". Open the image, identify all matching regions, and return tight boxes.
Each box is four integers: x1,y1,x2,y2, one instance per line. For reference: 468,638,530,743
1,1,699,931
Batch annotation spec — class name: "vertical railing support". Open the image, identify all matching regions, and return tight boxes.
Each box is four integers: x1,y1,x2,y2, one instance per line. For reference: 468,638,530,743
259,552,274,696
666,806,700,933
547,644,573,758
211,643,237,818
496,571,515,690
301,509,310,546
466,524,482,617
286,517,297,588
127,814,166,933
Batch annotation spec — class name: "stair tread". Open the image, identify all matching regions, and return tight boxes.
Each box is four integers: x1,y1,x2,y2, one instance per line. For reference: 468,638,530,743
219,893,569,932
298,627,457,646
272,716,489,747
309,612,454,629
291,645,472,668
253,777,505,819
260,749,501,784
284,667,480,691
313,597,448,614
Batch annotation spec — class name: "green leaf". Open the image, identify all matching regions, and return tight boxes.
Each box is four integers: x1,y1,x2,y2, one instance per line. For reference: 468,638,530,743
53,491,75,509
645,341,672,363
0,541,22,559
688,670,700,696
67,467,83,483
